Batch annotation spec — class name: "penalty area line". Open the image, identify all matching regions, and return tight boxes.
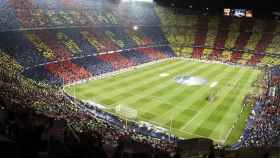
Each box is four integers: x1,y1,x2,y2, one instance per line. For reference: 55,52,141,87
177,128,225,144
137,114,225,144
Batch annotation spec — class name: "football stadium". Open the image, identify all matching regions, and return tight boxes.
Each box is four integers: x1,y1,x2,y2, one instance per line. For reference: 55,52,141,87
0,0,280,157
65,58,261,144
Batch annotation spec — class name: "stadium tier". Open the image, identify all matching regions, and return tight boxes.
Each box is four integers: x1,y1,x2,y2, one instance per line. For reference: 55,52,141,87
0,0,280,158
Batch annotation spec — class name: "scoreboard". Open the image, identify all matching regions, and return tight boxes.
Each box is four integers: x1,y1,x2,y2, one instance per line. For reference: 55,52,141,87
224,8,253,18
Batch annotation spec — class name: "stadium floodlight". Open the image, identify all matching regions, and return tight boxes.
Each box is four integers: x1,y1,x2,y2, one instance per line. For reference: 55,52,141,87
133,25,138,31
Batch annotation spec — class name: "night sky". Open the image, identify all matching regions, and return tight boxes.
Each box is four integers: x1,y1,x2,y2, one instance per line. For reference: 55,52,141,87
154,0,278,10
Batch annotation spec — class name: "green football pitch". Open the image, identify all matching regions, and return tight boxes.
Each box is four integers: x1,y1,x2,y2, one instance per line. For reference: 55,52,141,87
65,58,262,145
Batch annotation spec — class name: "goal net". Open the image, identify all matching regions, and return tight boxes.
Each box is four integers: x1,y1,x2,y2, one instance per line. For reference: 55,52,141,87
115,104,138,119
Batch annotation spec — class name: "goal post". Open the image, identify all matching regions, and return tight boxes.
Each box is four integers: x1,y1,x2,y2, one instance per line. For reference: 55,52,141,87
115,104,138,119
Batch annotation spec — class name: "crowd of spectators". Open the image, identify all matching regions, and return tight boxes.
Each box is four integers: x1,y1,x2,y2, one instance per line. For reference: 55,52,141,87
0,23,176,84
1,1,280,157
2,42,280,157
0,51,177,157
0,0,163,32
1,0,280,67
157,6,280,65
235,66,280,148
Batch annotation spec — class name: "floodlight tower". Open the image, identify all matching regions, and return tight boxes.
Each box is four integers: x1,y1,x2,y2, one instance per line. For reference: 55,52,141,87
133,25,138,31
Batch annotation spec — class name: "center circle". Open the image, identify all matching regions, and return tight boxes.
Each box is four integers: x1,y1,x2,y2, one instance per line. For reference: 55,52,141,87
175,75,208,86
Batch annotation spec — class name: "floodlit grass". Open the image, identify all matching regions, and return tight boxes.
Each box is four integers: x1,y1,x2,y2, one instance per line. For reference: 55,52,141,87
65,58,261,145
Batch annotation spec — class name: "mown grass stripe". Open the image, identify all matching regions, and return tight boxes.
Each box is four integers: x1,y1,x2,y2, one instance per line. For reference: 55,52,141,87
210,70,260,141
106,61,203,107
125,61,212,112
162,66,241,129
182,68,250,137
147,64,223,121
77,60,187,98
93,61,197,104
68,59,180,93
194,69,254,139
152,64,236,125
65,59,261,144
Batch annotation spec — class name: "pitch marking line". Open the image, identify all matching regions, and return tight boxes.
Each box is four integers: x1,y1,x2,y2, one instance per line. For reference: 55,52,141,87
136,115,225,143
179,68,245,131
